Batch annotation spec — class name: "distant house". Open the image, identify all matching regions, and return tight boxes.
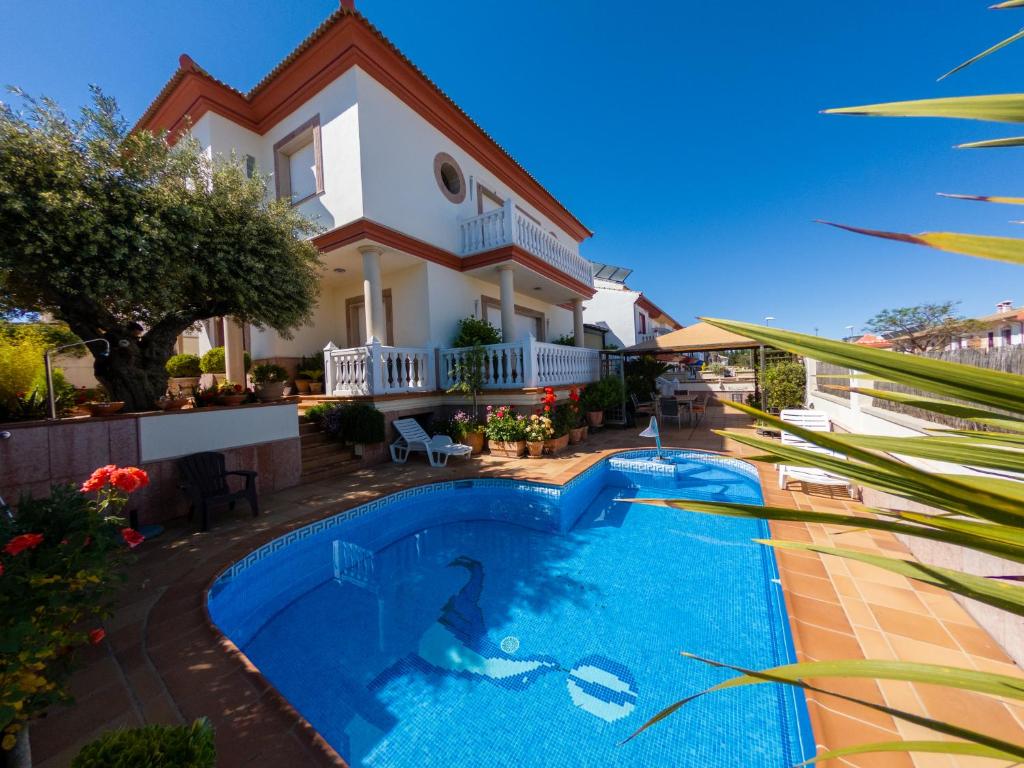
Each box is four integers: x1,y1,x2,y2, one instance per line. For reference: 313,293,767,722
137,2,601,399
948,300,1024,350
852,334,893,350
581,263,682,349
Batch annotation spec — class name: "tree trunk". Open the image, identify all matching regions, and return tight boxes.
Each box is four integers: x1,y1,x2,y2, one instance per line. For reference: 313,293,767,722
92,330,176,412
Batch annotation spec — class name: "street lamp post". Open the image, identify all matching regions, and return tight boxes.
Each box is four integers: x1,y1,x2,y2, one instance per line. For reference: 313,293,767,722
845,325,856,341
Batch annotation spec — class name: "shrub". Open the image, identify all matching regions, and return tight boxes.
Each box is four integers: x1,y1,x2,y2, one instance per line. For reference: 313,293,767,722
322,403,385,444
452,316,501,348
199,347,251,375
251,363,287,384
165,354,201,378
303,403,332,425
0,327,49,406
297,352,324,373
71,718,216,768
624,356,669,399
552,402,577,436
580,376,624,412
762,360,806,411
1,466,148,750
551,333,575,346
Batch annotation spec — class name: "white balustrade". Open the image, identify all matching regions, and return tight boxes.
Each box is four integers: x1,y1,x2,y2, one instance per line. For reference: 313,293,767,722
324,340,434,396
439,337,600,390
458,199,594,288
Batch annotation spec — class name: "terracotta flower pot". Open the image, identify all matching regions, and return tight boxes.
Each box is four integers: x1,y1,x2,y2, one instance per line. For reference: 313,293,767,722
308,382,323,395
85,401,125,417
569,426,587,444
526,440,545,458
218,394,247,406
461,430,486,455
489,440,526,458
295,379,311,394
169,376,200,396
586,410,604,428
544,434,570,454
156,397,189,411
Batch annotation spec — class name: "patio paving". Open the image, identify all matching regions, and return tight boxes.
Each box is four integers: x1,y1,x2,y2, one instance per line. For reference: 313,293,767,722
32,407,1024,768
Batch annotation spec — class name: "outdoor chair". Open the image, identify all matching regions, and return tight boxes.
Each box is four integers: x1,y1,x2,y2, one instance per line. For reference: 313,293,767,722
690,394,708,426
178,451,259,532
777,409,856,498
390,418,472,468
631,393,655,416
657,397,687,429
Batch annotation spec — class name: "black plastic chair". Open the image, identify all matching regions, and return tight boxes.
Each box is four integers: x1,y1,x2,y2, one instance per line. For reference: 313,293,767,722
178,451,259,531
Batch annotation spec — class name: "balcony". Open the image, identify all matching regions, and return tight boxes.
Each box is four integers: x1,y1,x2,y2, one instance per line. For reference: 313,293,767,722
458,199,593,288
323,338,600,396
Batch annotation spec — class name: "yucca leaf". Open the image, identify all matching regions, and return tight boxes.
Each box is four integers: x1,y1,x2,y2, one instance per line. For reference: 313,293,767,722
626,654,1024,759
940,474,1024,502
702,318,1024,413
938,29,1024,81
957,135,1024,148
938,192,1024,205
763,540,1024,614
625,498,1024,562
829,433,1024,474
824,94,1024,123
798,740,1021,765
852,388,1024,433
931,428,1024,445
821,221,1024,267
992,0,1024,9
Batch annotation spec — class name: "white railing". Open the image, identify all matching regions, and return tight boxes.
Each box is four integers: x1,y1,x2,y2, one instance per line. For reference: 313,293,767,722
459,199,594,288
439,337,600,390
324,340,434,396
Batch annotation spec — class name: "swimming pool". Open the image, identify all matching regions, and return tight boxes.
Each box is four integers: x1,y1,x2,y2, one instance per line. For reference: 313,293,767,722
208,450,814,766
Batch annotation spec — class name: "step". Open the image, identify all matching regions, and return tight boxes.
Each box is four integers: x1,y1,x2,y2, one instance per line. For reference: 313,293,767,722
302,441,350,460
301,446,355,469
300,457,364,483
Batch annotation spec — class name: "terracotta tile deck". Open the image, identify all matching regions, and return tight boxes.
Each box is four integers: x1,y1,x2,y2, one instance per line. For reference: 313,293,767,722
34,409,1024,767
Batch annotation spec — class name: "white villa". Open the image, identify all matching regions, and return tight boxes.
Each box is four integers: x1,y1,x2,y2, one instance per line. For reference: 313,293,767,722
582,263,682,349
140,2,602,406
948,300,1024,350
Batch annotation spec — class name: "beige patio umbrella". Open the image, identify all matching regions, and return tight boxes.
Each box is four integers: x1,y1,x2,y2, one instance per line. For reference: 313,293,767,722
621,321,760,353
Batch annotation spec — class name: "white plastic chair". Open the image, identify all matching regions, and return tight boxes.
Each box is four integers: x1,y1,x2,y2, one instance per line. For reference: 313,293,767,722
389,418,472,468
777,409,856,497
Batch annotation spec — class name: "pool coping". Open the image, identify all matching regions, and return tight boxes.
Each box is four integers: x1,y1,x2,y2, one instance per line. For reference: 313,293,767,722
198,446,810,768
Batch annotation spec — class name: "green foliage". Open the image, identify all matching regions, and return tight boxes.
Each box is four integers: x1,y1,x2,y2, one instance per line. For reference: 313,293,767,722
762,360,806,410
0,326,76,420
624,355,669,399
71,718,216,768
298,369,323,382
580,376,625,412
303,402,332,425
1,478,139,747
865,302,982,353
451,316,501,348
550,333,576,346
0,321,82,355
199,347,251,375
297,352,324,373
322,403,385,444
165,354,201,378
0,89,321,410
483,405,527,442
251,363,287,384
445,345,487,418
552,402,577,436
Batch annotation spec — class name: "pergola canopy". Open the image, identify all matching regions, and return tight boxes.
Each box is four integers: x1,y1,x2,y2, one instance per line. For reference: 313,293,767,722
621,321,760,353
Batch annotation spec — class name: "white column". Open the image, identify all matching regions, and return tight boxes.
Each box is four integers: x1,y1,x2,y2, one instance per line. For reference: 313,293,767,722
572,299,585,347
498,264,516,343
360,245,386,343
223,318,246,385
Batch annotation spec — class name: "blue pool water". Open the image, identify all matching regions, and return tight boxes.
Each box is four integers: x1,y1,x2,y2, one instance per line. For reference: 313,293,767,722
208,450,814,766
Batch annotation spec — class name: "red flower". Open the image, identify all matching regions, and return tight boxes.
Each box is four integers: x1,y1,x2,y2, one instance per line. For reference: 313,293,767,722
110,467,149,494
233,384,243,393
120,527,145,549
0,562,4,576
88,628,106,645
4,533,44,556
81,464,117,492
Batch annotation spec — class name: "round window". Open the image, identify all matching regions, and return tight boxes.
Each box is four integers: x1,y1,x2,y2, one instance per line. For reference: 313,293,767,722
433,152,466,203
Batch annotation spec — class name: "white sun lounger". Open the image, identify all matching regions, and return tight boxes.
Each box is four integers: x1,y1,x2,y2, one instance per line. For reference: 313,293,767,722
389,418,473,468
777,409,856,497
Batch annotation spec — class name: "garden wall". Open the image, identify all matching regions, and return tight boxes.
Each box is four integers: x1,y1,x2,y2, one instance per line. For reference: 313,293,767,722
0,402,301,525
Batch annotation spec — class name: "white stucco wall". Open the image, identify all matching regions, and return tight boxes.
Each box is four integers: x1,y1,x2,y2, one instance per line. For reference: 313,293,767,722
139,403,299,462
582,284,639,348
354,69,579,254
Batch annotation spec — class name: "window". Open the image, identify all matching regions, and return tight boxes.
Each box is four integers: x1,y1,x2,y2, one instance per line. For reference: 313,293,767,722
273,115,323,205
638,312,647,334
1004,327,1013,346
433,152,466,203
988,332,995,349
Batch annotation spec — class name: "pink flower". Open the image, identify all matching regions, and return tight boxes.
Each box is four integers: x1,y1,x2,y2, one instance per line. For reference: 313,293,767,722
120,528,145,549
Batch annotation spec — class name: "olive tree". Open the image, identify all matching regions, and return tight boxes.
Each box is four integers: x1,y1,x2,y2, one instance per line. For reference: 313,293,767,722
0,88,322,410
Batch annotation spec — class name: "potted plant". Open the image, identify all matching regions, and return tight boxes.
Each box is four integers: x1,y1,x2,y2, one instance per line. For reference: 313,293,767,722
448,410,485,454
251,363,288,402
548,402,574,454
83,388,125,417
294,353,324,394
300,369,324,395
524,412,554,458
165,353,201,395
484,405,527,458
199,346,251,384
215,380,248,406
322,403,386,457
580,376,624,429
155,388,189,411
567,387,587,444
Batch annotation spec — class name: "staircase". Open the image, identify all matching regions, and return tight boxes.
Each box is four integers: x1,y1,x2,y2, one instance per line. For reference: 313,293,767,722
299,419,362,482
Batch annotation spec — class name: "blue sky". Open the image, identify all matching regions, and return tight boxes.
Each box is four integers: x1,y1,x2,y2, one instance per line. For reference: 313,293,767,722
3,0,1022,336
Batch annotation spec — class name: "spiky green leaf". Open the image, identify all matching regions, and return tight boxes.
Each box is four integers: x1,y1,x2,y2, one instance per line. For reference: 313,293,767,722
824,94,1024,123
938,29,1024,81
